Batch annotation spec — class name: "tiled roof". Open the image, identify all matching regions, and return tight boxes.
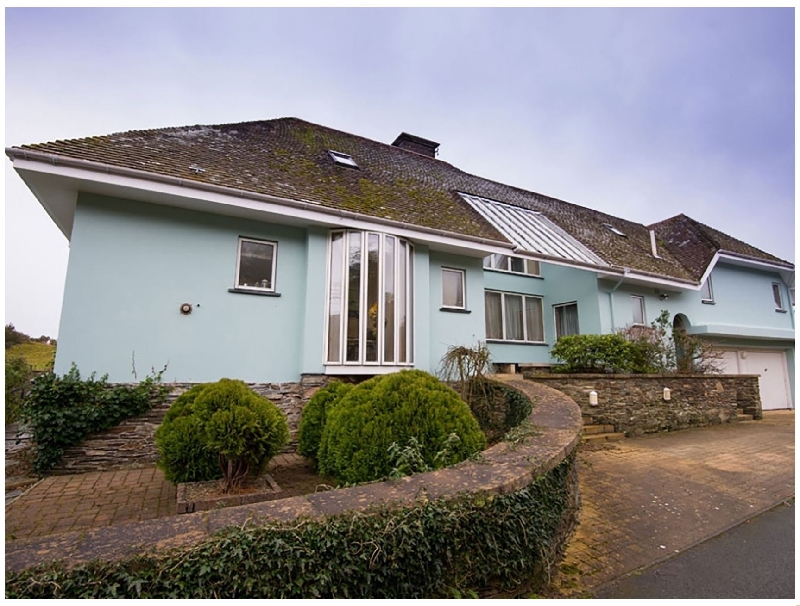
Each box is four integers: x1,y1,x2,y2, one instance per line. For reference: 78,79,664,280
651,214,793,281
9,117,765,283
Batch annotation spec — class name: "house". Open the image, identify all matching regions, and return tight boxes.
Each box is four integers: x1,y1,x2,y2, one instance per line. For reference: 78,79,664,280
7,118,794,409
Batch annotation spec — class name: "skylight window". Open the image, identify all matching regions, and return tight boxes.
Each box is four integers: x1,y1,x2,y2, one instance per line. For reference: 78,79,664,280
603,223,626,237
328,150,358,169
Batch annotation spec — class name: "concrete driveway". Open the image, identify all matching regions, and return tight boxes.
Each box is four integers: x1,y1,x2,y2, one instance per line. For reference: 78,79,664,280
552,411,794,596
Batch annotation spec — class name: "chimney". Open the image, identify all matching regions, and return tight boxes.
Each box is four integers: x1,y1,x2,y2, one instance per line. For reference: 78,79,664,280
391,132,440,158
649,229,661,258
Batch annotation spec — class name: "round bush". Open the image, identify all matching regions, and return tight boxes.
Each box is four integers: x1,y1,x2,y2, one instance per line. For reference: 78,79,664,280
318,370,486,484
155,379,289,489
297,381,353,465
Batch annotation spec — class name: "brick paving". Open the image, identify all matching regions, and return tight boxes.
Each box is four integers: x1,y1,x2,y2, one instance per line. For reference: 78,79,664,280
552,411,795,596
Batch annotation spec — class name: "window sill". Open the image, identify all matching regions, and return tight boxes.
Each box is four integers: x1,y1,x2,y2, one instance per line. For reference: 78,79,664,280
484,268,543,279
775,308,788,313
486,339,548,346
325,364,414,375
440,307,471,314
228,288,281,297
701,300,715,305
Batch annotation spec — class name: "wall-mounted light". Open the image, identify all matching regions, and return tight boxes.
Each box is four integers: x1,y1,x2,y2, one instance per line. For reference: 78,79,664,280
180,303,193,315
589,391,598,406
659,293,669,301
663,387,671,401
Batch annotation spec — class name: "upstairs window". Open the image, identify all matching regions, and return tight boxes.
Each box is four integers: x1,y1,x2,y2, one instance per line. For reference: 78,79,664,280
700,277,714,303
631,295,645,325
328,150,359,169
554,302,579,340
483,253,541,277
235,238,277,292
773,283,786,312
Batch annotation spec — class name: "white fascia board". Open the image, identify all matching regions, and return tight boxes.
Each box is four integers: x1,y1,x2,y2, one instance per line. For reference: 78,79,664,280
686,323,795,341
11,158,513,257
698,252,721,287
702,252,795,289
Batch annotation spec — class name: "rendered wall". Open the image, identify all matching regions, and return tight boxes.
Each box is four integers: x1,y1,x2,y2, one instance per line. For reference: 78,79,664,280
56,194,309,383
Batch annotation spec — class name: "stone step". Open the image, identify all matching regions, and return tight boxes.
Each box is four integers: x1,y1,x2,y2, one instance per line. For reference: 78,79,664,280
582,432,625,443
738,414,754,421
583,424,615,435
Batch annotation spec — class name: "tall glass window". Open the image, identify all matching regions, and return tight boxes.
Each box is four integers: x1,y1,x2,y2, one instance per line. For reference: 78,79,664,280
326,230,414,366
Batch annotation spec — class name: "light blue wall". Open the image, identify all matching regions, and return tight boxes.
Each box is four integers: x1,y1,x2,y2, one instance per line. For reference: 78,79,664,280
299,226,329,375
56,194,308,383
428,252,486,373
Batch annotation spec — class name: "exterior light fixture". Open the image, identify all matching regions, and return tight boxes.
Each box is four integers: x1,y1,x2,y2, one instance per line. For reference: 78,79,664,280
180,303,193,315
663,387,671,401
589,391,598,406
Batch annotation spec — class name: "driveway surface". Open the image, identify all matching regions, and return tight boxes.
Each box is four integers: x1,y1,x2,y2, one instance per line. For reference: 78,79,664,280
552,411,794,596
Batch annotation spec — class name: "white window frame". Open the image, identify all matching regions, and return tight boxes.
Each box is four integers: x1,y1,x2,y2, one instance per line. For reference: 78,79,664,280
700,276,714,303
773,282,786,311
323,230,414,367
631,295,646,326
483,254,541,277
554,302,580,340
328,150,359,169
484,290,545,343
234,237,277,292
441,268,466,310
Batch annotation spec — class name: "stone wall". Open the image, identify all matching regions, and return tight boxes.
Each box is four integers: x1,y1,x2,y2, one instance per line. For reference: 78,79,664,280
52,374,339,475
524,372,762,436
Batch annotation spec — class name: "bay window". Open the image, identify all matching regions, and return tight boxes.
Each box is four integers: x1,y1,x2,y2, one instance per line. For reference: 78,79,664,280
326,230,413,366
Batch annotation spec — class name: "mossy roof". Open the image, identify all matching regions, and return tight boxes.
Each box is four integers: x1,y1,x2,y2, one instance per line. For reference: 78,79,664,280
10,117,790,282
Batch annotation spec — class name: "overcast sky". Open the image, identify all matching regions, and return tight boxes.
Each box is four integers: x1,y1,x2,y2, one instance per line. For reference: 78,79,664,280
5,7,795,338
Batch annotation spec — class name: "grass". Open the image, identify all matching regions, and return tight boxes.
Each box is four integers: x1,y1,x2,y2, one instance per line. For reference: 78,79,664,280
7,342,56,371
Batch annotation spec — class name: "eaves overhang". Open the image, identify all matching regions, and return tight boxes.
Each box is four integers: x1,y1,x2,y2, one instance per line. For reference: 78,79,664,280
699,251,795,290
6,149,513,258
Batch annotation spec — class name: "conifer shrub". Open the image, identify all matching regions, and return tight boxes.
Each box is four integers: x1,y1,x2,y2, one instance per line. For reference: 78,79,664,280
155,379,289,491
297,381,353,466
318,370,486,484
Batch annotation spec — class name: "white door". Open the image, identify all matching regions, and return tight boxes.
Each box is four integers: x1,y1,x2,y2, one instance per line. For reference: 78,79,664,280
718,350,740,375
742,351,792,411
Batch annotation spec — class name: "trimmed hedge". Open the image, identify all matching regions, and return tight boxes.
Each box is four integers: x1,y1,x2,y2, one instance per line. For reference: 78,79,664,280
5,454,577,599
155,379,289,489
317,370,486,484
297,381,353,466
550,333,651,374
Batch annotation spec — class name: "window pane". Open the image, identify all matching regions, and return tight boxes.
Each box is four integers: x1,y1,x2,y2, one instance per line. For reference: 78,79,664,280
509,257,525,273
526,260,541,276
238,240,274,289
346,232,362,362
483,255,492,268
525,297,544,342
485,292,503,340
407,245,414,363
398,241,408,363
555,304,579,339
442,269,464,308
365,234,380,362
326,233,343,363
504,294,524,340
632,296,645,325
384,236,395,362
773,283,784,309
493,254,510,271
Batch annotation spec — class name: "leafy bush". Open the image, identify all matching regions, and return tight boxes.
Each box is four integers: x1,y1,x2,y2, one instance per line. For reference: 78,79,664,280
21,365,168,475
155,379,289,491
318,370,486,484
5,356,33,424
297,381,353,466
550,333,650,374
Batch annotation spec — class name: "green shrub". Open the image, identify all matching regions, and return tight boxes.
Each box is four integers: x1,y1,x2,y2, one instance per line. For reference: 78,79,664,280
5,356,33,424
20,365,168,475
550,333,650,374
155,379,289,491
297,381,353,465
318,370,486,484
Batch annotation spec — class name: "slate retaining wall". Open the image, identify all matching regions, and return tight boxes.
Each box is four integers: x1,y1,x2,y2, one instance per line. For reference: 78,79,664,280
525,372,762,436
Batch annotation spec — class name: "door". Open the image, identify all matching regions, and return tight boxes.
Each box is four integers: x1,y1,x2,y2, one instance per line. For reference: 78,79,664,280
742,351,792,411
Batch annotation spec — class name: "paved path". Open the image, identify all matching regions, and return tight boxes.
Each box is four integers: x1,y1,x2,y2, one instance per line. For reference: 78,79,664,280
552,411,794,596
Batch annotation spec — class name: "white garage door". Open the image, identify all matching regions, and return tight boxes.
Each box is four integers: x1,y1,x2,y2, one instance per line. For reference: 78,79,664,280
720,349,793,411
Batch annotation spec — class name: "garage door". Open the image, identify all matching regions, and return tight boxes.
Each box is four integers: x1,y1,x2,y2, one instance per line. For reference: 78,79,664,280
720,350,793,410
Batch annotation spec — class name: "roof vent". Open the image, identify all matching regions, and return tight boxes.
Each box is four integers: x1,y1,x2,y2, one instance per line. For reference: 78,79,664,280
391,132,440,158
603,223,626,237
